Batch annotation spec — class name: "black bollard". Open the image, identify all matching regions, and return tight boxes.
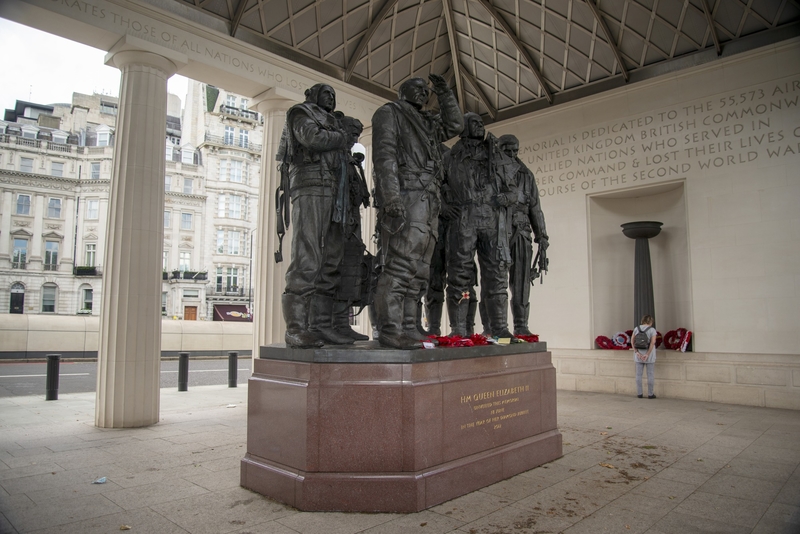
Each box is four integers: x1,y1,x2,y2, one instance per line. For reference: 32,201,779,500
45,354,60,401
178,352,189,392
228,351,238,388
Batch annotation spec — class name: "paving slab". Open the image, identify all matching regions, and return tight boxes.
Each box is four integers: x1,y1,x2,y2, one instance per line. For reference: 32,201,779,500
0,386,799,533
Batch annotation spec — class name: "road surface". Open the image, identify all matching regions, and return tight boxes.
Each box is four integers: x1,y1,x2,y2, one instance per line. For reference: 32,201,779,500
0,358,252,397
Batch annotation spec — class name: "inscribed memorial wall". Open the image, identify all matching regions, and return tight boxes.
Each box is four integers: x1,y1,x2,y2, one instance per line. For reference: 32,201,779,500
492,40,800,355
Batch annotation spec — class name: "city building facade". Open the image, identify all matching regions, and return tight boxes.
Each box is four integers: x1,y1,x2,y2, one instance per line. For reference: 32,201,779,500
0,84,263,322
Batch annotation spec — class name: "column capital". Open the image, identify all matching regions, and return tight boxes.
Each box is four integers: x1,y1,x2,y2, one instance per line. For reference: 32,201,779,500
104,35,188,77
252,88,301,114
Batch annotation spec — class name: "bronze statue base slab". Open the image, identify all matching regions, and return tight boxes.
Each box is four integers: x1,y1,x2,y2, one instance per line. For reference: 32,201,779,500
241,342,562,512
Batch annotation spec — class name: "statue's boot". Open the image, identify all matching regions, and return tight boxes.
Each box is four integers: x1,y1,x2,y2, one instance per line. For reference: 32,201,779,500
282,293,324,348
404,298,437,345
486,295,518,341
513,301,533,336
478,299,491,337
446,296,470,338
375,276,422,350
415,299,429,338
466,298,478,337
425,300,443,336
368,305,379,340
309,294,354,345
332,300,369,341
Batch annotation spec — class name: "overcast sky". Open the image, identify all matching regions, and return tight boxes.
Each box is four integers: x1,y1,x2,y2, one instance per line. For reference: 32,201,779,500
0,18,188,114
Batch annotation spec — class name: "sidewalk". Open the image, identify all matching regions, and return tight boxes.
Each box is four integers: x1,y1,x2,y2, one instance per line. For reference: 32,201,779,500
1,385,798,533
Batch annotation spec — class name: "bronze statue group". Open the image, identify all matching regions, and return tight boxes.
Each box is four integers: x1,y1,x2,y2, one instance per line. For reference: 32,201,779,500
276,76,548,350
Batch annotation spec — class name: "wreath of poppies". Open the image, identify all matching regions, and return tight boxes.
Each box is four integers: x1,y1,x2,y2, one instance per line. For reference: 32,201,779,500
596,328,691,351
429,333,539,347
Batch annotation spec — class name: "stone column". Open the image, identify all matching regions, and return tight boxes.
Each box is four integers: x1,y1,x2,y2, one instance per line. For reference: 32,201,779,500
95,49,179,428
621,221,663,328
251,90,297,359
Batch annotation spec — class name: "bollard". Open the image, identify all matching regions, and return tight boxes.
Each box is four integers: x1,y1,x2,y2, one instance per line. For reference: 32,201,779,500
228,351,238,388
178,352,189,392
45,354,61,401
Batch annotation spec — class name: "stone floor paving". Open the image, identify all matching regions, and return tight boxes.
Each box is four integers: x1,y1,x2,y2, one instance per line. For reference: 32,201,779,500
1,386,799,533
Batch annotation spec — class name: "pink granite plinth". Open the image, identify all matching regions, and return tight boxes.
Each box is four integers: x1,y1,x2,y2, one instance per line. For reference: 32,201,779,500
241,344,562,512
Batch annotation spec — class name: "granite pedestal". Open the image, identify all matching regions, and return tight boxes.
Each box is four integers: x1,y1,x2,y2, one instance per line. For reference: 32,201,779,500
241,342,562,512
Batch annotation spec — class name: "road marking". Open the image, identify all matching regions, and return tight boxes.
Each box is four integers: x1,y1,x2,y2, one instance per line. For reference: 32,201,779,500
0,373,90,378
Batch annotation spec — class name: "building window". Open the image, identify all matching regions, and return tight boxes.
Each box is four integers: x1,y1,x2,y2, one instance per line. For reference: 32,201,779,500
216,230,225,253
86,199,99,220
181,149,194,165
97,131,110,147
180,212,193,230
165,145,173,161
231,195,243,218
91,162,101,179
240,98,248,110
226,94,237,108
20,157,34,173
183,289,199,298
216,267,239,292
51,162,64,177
165,175,171,191
224,126,235,145
85,243,96,266
162,292,167,315
22,128,37,139
12,238,28,268
219,159,244,182
82,288,93,311
179,252,191,271
44,241,59,270
42,284,57,313
239,129,249,148
183,178,193,194
218,195,226,218
47,198,62,218
228,230,241,255
227,267,239,291
164,211,171,228
16,194,31,215
163,250,169,271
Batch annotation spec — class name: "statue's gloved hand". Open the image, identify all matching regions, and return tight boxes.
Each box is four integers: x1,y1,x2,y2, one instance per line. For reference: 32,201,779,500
428,74,450,96
536,237,549,251
494,193,513,207
385,199,406,218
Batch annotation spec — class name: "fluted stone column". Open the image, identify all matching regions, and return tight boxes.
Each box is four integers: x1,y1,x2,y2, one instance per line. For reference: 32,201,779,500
96,49,178,428
251,91,297,359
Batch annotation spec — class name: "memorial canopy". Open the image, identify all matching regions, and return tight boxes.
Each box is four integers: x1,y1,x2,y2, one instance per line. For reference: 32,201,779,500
171,0,800,121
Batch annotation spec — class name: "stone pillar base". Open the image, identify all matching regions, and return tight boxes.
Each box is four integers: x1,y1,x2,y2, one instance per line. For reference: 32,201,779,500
241,342,562,512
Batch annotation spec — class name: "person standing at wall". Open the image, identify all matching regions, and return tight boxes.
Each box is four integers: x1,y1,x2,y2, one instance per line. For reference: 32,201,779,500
633,315,657,398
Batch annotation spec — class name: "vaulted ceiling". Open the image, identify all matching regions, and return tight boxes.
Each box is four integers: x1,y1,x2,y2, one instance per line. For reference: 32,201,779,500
173,0,800,122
